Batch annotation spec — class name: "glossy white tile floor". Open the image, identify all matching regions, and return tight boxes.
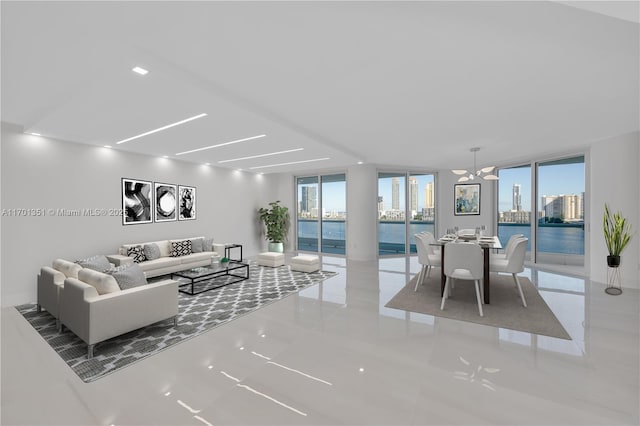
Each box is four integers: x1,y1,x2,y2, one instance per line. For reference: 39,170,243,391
2,255,639,425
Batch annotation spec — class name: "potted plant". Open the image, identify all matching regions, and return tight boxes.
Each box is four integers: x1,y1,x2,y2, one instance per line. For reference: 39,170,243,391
258,201,290,253
220,257,230,268
603,203,633,268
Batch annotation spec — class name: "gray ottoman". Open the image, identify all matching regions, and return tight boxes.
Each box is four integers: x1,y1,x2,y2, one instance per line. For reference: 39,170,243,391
257,252,285,267
290,255,320,273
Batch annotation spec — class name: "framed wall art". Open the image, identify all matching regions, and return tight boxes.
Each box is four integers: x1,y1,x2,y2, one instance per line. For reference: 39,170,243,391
178,185,196,220
454,183,480,216
122,178,152,225
154,182,177,222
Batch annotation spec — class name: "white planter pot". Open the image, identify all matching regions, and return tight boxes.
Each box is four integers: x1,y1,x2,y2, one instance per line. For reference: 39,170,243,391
268,242,284,253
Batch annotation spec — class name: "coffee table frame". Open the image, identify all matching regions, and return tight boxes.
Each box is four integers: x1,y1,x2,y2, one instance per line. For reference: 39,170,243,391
171,261,249,295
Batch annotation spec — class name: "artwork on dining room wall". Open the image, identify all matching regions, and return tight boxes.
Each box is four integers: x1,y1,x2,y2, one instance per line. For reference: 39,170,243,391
178,185,196,220
154,182,177,222
122,178,153,225
454,183,480,215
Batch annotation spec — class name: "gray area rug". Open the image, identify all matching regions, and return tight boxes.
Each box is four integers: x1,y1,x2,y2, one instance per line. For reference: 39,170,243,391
16,263,337,382
385,273,571,340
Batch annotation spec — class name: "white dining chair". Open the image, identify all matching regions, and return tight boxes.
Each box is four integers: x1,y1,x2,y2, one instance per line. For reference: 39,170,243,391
440,242,484,316
414,233,441,291
489,237,528,307
491,234,524,261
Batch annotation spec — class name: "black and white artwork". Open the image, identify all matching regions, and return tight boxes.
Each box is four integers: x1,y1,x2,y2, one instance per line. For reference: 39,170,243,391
122,178,152,225
154,182,177,222
178,185,196,220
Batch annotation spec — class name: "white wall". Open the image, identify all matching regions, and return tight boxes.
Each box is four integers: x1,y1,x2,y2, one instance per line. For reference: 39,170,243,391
436,171,497,237
589,131,640,288
0,123,277,306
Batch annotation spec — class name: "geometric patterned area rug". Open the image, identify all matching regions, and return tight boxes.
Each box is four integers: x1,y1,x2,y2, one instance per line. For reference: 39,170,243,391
16,262,337,383
385,273,571,340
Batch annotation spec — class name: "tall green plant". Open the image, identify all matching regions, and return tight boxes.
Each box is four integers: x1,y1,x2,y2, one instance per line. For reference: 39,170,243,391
258,201,290,243
603,203,633,257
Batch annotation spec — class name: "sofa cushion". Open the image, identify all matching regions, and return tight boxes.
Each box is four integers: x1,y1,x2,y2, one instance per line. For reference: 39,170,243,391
170,240,192,257
180,252,214,265
52,258,83,279
127,245,147,263
110,264,148,290
203,237,214,252
75,254,112,272
137,256,181,272
143,243,161,261
191,238,204,253
78,268,120,295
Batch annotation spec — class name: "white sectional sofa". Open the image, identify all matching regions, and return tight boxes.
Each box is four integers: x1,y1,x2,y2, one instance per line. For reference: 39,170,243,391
60,268,178,358
37,259,83,327
106,237,221,278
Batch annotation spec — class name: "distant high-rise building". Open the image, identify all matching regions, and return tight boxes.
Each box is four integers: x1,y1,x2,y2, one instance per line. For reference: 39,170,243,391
409,177,418,215
378,196,384,213
541,194,583,221
301,186,317,215
512,184,522,211
425,182,434,209
392,177,400,210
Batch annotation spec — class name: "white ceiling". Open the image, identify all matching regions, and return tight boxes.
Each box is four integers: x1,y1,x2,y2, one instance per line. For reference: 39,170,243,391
2,1,638,174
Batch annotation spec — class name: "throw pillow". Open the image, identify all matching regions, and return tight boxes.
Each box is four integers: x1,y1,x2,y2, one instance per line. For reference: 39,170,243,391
203,237,214,252
75,254,112,272
110,263,148,290
170,240,192,257
127,245,147,263
143,243,161,261
191,238,204,253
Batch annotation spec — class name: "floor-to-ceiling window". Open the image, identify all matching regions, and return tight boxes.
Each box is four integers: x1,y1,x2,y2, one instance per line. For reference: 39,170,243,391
320,174,346,254
378,172,436,255
297,176,319,252
536,156,585,265
296,174,346,255
496,155,585,266
497,164,532,257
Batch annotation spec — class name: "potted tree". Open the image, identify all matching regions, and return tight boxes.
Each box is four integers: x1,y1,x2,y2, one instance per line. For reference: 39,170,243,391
603,203,633,267
258,201,290,253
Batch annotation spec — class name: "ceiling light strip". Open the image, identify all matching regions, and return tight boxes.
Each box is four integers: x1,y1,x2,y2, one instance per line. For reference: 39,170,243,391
249,157,330,170
175,134,266,156
218,148,304,164
116,113,208,144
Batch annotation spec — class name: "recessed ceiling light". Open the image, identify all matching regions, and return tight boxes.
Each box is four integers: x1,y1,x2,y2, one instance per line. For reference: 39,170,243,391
30,132,41,136
204,162,211,166
357,161,364,165
249,157,330,170
218,148,304,164
162,155,169,158
104,145,112,149
132,66,149,75
175,134,266,156
116,113,207,144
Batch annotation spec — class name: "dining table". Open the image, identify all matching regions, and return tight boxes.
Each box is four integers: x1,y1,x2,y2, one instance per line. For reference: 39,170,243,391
431,235,502,304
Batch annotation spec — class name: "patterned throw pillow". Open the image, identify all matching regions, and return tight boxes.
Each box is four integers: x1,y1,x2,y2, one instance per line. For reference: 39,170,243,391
143,243,161,261
127,245,147,263
75,254,112,272
110,263,147,290
191,238,204,253
170,240,192,257
203,237,214,252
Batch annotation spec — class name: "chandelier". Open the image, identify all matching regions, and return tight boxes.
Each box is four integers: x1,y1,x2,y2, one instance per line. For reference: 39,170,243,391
451,147,499,182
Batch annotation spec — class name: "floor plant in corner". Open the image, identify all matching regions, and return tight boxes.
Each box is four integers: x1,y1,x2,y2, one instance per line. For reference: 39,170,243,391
258,200,290,253
602,203,633,295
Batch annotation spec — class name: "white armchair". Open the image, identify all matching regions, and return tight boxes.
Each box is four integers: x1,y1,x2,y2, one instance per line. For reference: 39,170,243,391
37,259,83,329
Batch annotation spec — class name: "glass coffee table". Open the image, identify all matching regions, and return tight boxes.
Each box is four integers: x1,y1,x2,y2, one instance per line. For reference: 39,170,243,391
171,261,249,295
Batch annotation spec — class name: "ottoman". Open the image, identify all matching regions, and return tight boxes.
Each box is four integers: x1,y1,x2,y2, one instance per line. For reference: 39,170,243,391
257,252,285,267
290,255,320,273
